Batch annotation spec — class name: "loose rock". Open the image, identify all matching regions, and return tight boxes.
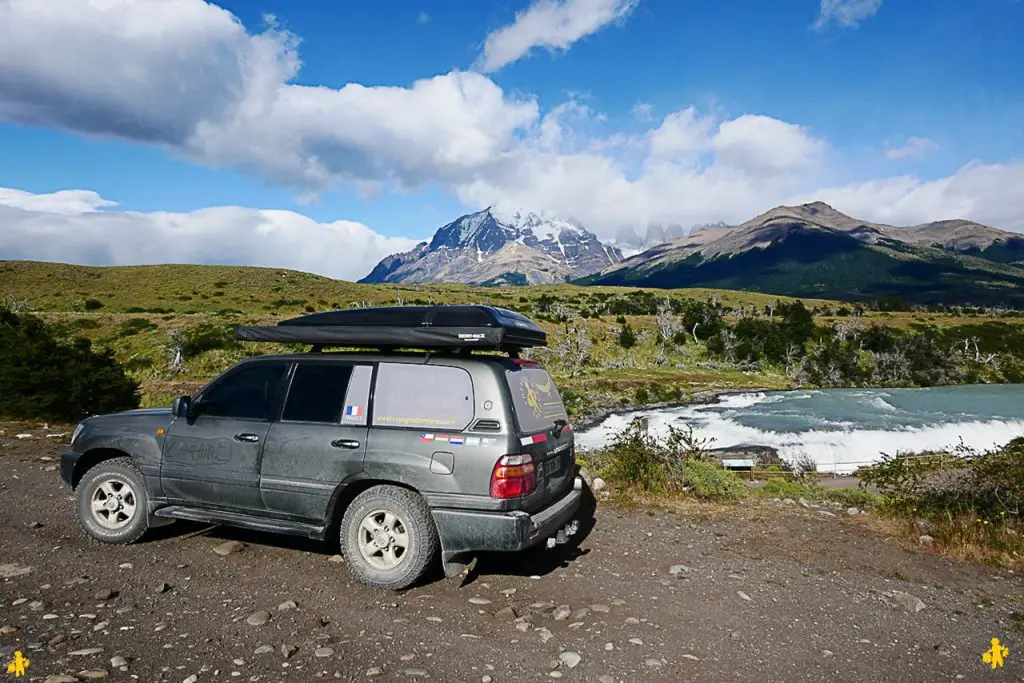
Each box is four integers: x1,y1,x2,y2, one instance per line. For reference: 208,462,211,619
592,477,606,491
494,606,518,620
559,651,581,669
254,645,274,655
737,591,752,602
277,600,298,611
280,643,298,659
469,597,492,606
366,667,383,677
93,589,117,601
315,647,335,658
212,540,246,556
45,676,80,683
246,611,271,626
110,655,128,668
918,535,935,546
153,582,171,594
590,603,610,613
0,563,33,579
669,564,691,575
552,605,572,621
645,658,664,668
892,590,926,613
536,627,554,643
847,507,860,516
69,647,105,656
77,671,109,680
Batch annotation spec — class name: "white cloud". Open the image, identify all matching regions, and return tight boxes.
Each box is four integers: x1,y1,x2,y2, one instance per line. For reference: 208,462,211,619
0,0,539,192
790,161,1024,231
884,136,939,160
0,187,419,281
418,11,430,25
478,0,640,72
813,0,882,30
631,102,653,122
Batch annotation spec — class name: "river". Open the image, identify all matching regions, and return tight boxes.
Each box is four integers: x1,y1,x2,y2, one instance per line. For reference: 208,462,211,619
574,384,1024,474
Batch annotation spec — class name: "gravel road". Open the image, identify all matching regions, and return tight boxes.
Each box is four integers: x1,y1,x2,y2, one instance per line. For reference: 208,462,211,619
1,425,1021,682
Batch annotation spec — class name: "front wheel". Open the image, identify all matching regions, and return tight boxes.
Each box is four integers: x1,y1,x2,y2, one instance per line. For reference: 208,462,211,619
340,485,439,590
75,457,150,544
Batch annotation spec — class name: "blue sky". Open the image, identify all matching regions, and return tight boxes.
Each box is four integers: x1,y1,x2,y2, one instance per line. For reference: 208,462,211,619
0,0,1022,280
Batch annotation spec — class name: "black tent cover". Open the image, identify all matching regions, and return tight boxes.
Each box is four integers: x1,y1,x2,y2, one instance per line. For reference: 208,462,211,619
234,305,547,351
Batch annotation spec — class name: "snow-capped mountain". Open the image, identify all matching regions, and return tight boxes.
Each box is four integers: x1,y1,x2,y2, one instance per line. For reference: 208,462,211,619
359,208,624,285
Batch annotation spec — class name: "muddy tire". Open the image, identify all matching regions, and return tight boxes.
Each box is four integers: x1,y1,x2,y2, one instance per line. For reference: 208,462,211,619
340,485,439,590
75,457,150,544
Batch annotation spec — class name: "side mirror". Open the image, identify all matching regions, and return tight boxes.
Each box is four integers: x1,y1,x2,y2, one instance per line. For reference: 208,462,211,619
171,395,192,419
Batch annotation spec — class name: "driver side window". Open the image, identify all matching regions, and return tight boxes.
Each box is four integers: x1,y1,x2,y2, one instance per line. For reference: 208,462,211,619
199,363,288,421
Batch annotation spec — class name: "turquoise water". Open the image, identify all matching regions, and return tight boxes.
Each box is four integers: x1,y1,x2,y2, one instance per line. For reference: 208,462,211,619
576,384,1024,474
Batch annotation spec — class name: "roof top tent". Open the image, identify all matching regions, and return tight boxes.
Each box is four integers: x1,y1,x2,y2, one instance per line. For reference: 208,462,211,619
234,305,547,356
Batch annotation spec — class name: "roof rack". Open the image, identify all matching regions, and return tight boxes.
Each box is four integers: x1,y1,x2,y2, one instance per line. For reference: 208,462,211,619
234,305,547,354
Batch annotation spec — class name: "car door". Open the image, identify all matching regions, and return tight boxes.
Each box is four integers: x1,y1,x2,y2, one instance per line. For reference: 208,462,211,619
160,360,290,511
259,361,373,521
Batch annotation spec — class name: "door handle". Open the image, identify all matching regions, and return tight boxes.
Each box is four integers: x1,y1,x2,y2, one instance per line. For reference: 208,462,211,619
234,433,260,443
331,439,361,449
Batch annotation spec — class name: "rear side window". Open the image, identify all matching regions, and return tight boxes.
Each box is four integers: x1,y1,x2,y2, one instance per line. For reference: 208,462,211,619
372,363,474,430
506,366,568,433
282,363,353,424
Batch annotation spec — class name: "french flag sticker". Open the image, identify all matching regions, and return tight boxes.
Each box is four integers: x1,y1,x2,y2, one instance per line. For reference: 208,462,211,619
344,405,362,418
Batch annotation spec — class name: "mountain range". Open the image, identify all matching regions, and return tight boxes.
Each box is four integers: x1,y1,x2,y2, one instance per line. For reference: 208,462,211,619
359,208,623,286
585,202,1024,305
362,202,1024,305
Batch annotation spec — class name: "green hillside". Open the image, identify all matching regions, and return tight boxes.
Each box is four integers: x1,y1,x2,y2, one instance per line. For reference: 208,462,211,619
3,260,1023,421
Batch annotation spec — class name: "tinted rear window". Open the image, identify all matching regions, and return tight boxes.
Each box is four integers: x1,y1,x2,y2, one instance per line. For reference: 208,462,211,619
506,366,568,433
282,363,353,424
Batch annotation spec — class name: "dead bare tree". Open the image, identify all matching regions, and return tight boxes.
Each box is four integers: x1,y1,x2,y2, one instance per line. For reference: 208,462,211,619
3,294,32,313
783,343,802,377
766,300,777,318
554,323,593,377
163,330,184,375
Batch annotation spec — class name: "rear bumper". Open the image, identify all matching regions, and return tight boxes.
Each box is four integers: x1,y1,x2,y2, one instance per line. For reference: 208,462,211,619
432,476,584,559
60,451,80,488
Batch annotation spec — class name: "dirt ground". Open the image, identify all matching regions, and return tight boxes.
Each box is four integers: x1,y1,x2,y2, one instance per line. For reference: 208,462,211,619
1,424,1021,683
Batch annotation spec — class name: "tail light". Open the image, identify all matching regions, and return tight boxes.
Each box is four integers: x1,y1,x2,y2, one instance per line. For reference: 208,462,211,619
490,454,537,499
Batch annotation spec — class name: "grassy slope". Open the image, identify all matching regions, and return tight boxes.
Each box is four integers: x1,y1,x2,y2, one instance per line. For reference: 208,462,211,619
1,260,1018,415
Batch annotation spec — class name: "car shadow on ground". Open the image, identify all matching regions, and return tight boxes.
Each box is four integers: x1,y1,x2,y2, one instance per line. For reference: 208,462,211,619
138,481,600,587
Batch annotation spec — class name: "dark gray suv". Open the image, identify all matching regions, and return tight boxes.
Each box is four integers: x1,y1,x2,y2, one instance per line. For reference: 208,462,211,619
60,306,584,590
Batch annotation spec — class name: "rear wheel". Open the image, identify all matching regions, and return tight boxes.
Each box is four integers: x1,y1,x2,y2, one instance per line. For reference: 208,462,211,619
340,485,439,590
75,457,150,544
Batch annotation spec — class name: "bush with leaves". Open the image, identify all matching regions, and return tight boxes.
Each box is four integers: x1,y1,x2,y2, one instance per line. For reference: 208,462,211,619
593,417,730,496
0,310,139,421
858,438,1023,523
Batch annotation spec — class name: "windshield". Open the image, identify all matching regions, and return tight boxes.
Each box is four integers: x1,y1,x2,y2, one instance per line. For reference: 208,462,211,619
506,366,568,434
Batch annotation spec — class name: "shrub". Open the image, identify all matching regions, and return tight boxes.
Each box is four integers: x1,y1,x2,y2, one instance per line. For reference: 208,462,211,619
682,460,745,501
0,310,139,421
596,417,718,493
83,298,104,311
602,418,668,491
858,438,1023,522
178,322,239,358
117,318,157,337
